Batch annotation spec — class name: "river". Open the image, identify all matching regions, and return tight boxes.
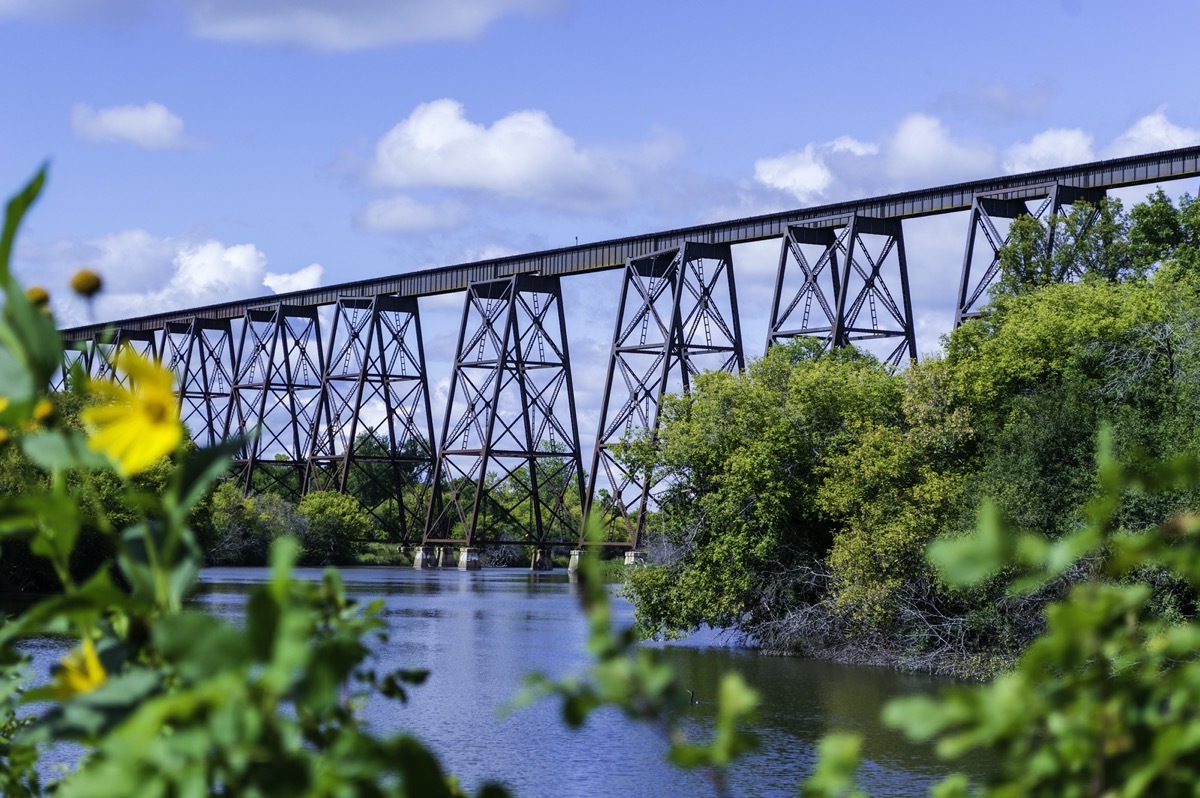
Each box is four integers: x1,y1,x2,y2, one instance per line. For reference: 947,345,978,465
192,566,982,797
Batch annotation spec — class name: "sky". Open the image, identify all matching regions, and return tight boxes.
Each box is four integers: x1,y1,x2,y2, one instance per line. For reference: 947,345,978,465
2,0,1200,451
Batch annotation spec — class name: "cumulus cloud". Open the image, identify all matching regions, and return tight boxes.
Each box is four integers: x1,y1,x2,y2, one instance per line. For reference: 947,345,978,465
754,137,877,205
752,108,1200,209
1103,108,1200,158
18,230,321,324
71,102,200,151
264,262,323,294
1003,128,1094,174
358,195,469,234
368,99,677,214
754,114,994,205
884,114,995,184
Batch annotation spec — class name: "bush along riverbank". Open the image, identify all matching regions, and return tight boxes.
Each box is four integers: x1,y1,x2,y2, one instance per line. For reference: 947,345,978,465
621,189,1200,678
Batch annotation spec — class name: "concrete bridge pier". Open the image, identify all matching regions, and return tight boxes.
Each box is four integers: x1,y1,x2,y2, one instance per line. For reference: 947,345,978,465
530,548,554,571
412,546,436,569
457,547,481,570
437,546,460,568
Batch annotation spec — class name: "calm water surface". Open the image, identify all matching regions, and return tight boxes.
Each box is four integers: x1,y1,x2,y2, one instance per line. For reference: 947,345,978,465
194,566,982,798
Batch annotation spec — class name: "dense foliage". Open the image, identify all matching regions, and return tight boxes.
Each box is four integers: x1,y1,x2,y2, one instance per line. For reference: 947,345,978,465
803,433,1200,797
624,190,1200,674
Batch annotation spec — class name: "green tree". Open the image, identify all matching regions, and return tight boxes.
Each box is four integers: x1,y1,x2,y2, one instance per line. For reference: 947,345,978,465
296,490,370,565
624,340,902,639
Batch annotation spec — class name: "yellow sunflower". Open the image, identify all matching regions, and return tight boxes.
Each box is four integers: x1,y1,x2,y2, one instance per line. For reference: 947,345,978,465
51,637,107,699
82,348,182,475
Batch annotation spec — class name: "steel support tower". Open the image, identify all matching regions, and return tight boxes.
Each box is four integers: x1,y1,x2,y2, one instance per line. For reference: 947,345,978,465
767,214,916,369
305,295,436,543
165,317,236,449
956,183,1107,326
424,275,584,552
225,304,325,499
585,241,744,550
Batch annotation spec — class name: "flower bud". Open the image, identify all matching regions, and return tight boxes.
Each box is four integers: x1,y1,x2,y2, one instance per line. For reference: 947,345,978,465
70,269,103,298
25,286,50,309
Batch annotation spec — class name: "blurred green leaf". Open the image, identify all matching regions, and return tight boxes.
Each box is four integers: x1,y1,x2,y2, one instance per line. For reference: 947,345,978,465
927,501,1011,587
0,166,44,281
21,429,108,471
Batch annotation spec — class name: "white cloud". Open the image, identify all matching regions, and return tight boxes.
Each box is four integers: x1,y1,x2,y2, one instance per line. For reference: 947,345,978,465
754,114,993,205
184,0,558,51
754,137,879,205
754,145,834,206
17,230,323,324
884,113,994,184
151,240,266,306
71,102,199,151
264,262,323,294
1003,128,1094,174
1103,108,1200,158
368,99,675,214
358,195,468,234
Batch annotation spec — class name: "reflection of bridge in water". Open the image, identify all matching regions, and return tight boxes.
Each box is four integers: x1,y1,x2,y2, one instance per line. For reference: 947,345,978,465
60,147,1200,568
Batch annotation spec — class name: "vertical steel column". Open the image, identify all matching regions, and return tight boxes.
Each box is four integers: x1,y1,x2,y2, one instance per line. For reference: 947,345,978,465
584,241,743,549
768,215,916,369
165,317,235,449
305,295,436,544
424,275,585,551
955,183,1107,326
225,304,324,499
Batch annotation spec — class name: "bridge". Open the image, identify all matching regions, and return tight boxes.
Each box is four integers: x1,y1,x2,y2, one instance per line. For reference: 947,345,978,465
59,145,1200,568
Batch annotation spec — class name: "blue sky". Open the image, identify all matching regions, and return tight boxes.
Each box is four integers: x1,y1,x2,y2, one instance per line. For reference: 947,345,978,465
3,0,1199,439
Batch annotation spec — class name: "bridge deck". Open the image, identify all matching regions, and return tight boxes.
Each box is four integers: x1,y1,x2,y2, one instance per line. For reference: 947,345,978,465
61,145,1200,341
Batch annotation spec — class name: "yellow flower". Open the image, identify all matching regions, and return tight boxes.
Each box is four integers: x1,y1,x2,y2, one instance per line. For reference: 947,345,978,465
82,348,182,476
52,637,107,699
